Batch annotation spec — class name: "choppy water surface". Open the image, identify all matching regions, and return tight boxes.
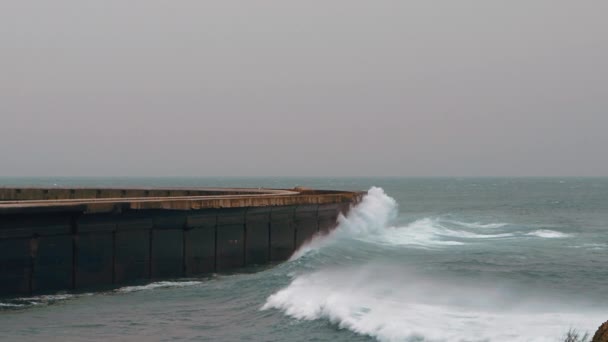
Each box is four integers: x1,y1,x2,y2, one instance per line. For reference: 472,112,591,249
1,177,607,341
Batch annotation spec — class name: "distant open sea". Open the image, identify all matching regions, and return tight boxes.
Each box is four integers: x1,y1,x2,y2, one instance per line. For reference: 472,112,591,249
1,177,607,342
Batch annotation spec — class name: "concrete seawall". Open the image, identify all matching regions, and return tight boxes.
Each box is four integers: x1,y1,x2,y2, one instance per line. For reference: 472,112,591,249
0,187,364,297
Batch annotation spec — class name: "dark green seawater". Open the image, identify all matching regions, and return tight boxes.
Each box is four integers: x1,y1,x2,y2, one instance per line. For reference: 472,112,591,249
1,177,607,342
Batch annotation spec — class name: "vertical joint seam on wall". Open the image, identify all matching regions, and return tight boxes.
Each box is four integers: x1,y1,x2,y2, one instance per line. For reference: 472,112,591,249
148,228,153,279
243,207,249,266
213,213,218,273
111,230,116,284
70,214,79,290
182,220,187,277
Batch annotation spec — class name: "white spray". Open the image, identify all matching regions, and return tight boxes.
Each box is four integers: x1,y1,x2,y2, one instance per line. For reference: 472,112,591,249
264,187,605,342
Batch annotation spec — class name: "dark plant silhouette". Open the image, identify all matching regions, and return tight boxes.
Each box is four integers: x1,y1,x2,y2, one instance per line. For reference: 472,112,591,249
563,329,589,342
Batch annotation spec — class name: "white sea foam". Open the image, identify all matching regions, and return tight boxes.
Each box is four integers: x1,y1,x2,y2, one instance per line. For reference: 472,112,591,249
0,293,88,309
116,281,202,293
526,230,571,238
18,294,76,301
569,243,607,250
291,187,515,259
444,220,509,229
275,188,598,341
335,186,399,236
370,218,514,247
263,264,604,342
374,218,467,248
291,187,399,259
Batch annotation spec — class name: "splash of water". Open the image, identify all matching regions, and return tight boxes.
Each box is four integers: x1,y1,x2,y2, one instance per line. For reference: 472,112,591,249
265,187,602,342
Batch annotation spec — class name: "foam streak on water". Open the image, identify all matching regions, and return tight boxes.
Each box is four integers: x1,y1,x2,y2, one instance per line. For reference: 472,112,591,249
115,281,203,293
526,230,571,238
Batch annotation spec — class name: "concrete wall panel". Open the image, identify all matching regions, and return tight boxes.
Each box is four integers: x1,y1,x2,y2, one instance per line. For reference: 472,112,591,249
0,238,31,295
78,214,117,233
184,226,215,276
270,206,296,261
76,232,113,289
32,235,73,293
338,202,351,217
216,208,246,271
184,209,217,275
151,229,183,279
294,205,319,249
318,203,341,234
216,224,244,271
183,209,217,276
217,208,246,226
114,230,150,284
153,211,187,230
116,214,154,232
0,214,71,239
245,207,271,265
187,209,217,228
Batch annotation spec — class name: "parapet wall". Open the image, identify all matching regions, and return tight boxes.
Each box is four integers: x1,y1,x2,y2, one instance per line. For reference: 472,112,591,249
0,187,364,296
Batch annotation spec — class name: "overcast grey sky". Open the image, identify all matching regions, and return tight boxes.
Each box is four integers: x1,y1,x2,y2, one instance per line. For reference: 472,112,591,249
2,1,607,177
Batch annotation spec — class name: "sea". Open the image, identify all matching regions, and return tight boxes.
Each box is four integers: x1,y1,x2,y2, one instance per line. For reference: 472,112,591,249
0,177,607,342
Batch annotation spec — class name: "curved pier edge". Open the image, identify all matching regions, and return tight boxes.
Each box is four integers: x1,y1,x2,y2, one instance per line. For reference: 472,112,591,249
0,187,365,296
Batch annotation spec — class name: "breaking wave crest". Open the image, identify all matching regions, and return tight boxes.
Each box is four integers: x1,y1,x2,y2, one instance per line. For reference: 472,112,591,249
292,187,570,260
266,187,598,342
262,265,603,342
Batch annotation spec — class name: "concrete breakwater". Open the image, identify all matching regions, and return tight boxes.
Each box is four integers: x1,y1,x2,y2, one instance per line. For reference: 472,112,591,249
0,187,364,296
